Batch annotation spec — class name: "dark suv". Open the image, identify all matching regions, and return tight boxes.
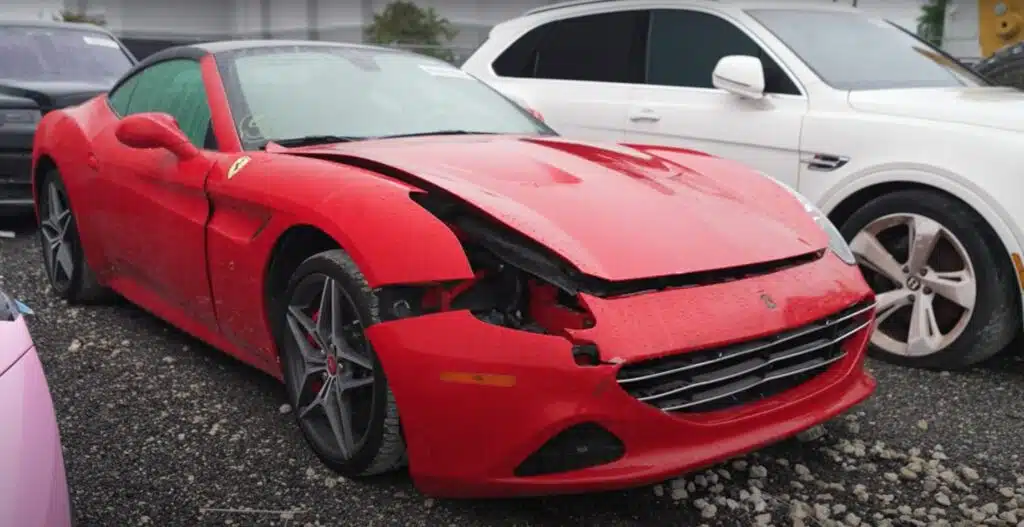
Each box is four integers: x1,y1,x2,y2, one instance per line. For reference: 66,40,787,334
1,20,136,213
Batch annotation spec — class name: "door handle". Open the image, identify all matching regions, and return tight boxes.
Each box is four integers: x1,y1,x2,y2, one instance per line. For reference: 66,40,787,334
629,108,661,122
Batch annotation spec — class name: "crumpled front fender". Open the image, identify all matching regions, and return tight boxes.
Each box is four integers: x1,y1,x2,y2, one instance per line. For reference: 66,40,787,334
314,187,473,287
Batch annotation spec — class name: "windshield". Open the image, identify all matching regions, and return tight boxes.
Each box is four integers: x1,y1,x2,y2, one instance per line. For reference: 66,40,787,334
217,45,554,149
0,26,134,84
746,9,990,90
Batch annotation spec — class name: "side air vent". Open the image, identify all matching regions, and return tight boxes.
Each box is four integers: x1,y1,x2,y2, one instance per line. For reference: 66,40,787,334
803,153,850,172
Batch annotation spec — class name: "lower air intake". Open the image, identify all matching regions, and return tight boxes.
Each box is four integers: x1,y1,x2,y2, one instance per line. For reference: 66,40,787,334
514,422,625,477
616,301,874,414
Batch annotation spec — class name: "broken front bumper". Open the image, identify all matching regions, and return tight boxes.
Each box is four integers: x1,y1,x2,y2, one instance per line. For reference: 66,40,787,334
366,252,876,498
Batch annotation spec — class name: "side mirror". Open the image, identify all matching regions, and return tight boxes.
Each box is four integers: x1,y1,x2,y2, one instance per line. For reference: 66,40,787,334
115,112,199,160
712,55,766,100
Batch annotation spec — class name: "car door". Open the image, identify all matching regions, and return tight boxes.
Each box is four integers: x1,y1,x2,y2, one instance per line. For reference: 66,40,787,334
481,10,648,143
623,8,807,188
91,58,218,329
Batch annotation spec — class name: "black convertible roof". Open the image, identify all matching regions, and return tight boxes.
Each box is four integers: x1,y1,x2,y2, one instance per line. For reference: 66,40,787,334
112,39,417,94
198,39,391,54
139,39,404,67
0,18,121,38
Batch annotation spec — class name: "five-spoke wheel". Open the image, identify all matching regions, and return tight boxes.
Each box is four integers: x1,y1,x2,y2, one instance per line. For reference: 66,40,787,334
39,177,75,291
840,190,1017,369
849,213,976,358
279,249,406,477
286,274,376,460
36,169,110,303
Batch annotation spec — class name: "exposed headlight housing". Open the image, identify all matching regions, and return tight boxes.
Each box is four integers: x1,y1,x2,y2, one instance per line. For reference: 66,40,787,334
764,176,856,265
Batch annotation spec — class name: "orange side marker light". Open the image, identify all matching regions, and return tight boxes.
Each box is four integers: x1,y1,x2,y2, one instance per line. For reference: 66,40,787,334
439,371,517,387
1011,253,1024,290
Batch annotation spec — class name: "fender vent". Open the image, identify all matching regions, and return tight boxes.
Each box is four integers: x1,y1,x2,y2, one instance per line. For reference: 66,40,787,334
803,153,849,172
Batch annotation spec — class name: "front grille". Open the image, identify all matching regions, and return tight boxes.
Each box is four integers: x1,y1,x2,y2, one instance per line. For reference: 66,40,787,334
616,300,874,414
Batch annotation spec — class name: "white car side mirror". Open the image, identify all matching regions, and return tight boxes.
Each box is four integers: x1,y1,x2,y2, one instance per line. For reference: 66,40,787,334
712,55,766,100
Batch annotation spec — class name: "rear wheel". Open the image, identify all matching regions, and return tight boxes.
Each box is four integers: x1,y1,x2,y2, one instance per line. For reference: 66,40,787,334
278,249,406,477
37,169,111,304
839,190,1018,370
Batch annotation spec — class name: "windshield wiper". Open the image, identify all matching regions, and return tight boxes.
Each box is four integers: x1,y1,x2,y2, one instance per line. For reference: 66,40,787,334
260,135,365,149
373,130,501,140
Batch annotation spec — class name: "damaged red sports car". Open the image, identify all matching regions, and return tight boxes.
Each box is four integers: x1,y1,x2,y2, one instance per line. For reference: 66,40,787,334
31,40,876,498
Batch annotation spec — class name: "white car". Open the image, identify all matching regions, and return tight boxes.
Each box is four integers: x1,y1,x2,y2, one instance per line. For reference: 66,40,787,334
463,0,1024,370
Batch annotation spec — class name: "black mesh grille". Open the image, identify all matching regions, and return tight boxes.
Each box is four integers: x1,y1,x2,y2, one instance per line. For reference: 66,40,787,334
514,422,625,477
616,300,874,414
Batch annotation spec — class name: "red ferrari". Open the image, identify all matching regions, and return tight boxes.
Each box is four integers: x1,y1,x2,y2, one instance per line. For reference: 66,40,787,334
31,40,876,498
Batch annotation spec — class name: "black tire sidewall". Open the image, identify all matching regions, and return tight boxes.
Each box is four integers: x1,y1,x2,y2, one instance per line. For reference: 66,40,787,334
37,169,86,300
839,190,1016,369
277,249,394,476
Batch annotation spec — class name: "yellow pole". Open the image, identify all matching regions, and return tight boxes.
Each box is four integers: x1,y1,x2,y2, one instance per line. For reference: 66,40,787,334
979,0,1024,57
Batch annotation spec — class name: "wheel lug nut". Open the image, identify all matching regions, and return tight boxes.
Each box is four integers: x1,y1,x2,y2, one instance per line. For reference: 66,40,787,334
902,266,909,273
923,287,932,294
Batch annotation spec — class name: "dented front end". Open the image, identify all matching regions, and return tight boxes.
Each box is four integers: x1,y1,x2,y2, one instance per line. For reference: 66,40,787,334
365,190,877,498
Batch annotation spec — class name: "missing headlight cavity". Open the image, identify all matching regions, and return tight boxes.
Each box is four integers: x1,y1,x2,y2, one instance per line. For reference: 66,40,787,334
381,192,593,337
376,229,595,337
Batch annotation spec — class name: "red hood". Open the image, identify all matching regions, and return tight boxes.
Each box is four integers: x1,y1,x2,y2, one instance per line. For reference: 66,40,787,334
274,135,826,281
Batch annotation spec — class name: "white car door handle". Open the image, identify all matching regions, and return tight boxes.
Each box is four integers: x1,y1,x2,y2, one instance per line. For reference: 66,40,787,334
629,108,661,122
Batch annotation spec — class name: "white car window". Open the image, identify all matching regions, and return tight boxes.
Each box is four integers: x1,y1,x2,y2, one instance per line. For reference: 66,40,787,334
646,9,800,95
491,11,646,84
748,9,989,90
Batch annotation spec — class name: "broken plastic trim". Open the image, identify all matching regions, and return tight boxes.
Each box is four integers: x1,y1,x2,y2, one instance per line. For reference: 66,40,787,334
413,192,582,294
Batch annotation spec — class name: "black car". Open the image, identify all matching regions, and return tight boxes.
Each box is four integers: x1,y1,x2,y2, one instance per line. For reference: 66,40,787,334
1,20,136,213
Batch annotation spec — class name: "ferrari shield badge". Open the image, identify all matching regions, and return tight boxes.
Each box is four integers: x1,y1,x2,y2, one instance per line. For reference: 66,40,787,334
227,156,251,179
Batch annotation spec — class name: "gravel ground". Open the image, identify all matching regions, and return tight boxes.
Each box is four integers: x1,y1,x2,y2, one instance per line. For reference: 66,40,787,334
3,217,1024,527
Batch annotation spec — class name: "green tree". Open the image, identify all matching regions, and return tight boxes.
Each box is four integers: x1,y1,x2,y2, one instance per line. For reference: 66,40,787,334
917,0,949,47
59,9,107,26
364,0,459,63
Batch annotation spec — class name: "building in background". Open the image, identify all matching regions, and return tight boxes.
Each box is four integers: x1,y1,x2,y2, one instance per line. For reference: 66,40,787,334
0,1,65,22
51,0,561,60
7,0,930,61
942,0,984,61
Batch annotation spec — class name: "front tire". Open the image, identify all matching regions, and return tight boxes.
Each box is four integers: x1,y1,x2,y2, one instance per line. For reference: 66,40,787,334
277,249,406,477
36,168,111,304
840,189,1018,370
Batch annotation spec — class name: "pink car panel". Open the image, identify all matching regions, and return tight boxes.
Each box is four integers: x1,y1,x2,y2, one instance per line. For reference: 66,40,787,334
0,313,72,527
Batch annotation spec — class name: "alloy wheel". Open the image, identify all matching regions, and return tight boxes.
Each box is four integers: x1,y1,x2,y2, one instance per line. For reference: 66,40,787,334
285,274,376,460
848,213,977,357
39,181,75,289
